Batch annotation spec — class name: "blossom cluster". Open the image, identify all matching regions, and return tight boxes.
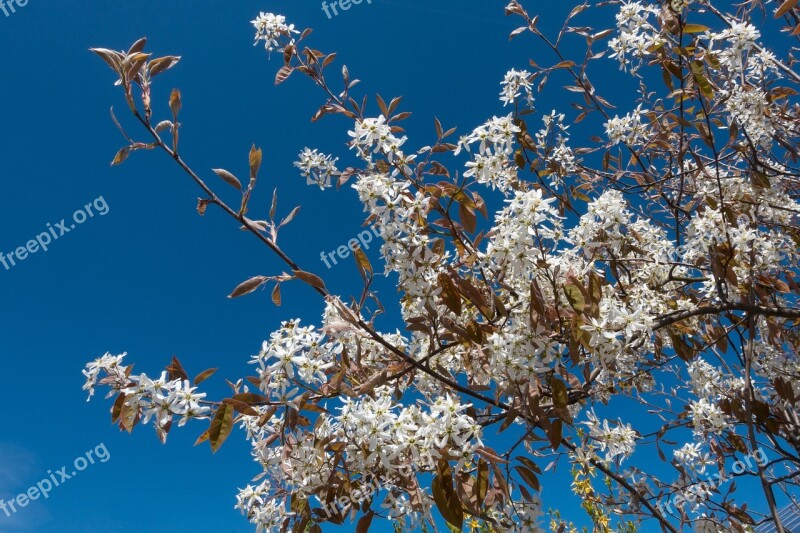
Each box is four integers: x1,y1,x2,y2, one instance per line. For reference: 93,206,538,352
294,148,340,190
583,410,638,463
348,116,408,162
607,1,664,73
457,114,521,191
83,353,210,442
499,68,534,107
251,12,298,53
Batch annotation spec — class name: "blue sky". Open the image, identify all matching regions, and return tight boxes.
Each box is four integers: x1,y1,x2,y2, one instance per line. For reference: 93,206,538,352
0,0,788,532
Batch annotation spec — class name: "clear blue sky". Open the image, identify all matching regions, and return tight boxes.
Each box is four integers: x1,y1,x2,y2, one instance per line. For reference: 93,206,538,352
0,1,782,532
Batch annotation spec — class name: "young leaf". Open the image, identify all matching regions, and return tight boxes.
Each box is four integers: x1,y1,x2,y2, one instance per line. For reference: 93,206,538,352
354,247,373,281
249,145,262,180
212,169,243,191
776,0,799,18
193,368,218,386
271,283,282,306
169,88,182,118
111,147,131,166
275,66,294,85
228,276,268,299
208,404,234,453
167,355,189,382
294,270,326,291
148,55,181,77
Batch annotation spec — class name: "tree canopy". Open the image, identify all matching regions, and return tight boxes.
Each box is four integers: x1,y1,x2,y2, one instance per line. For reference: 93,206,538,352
84,1,800,531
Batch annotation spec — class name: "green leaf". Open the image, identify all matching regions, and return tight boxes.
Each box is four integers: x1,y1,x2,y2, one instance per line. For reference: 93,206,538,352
551,377,569,409
682,23,709,34
209,403,234,453
563,284,585,313
354,247,373,281
474,459,489,505
249,145,262,180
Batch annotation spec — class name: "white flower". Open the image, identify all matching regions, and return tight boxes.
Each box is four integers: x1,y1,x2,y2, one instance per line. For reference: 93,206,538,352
604,104,649,145
251,12,298,53
689,398,730,434
348,116,407,160
294,148,339,189
707,22,760,72
673,442,714,474
82,352,128,400
583,410,639,462
608,2,663,73
500,69,534,107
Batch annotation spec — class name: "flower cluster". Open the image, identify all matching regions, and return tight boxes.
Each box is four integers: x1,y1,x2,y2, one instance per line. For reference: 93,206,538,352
232,385,480,531
348,116,408,162
457,114,521,191
251,12,298,53
604,104,649,146
534,110,578,185
82,353,211,442
673,442,714,475
82,352,128,400
499,68,534,107
251,320,334,403
294,147,340,189
706,22,760,72
583,410,638,463
608,1,663,73
337,390,482,475
689,398,731,435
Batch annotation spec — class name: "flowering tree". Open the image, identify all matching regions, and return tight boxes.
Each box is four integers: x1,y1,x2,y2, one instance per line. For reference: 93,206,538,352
83,1,800,531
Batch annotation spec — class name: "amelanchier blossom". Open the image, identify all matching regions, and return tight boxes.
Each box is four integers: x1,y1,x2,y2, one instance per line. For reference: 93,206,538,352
293,148,340,190
499,68,534,107
85,1,800,532
251,12,298,53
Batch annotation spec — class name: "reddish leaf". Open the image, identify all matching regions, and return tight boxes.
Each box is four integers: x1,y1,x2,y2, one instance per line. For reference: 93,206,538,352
228,276,268,299
193,368,218,386
294,270,326,291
